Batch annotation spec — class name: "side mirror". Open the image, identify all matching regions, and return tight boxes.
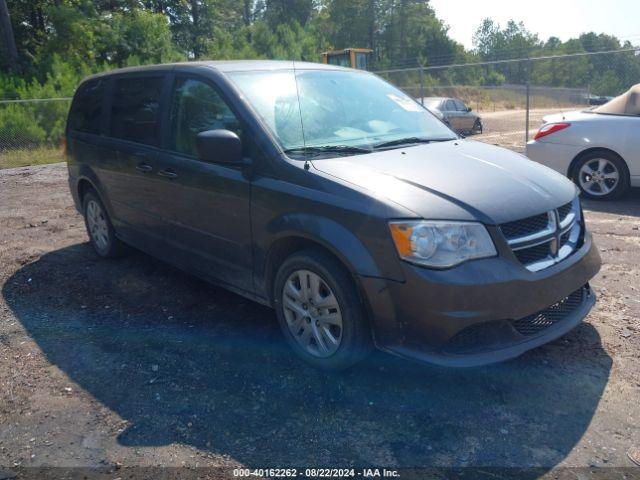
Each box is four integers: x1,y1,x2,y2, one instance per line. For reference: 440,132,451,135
195,129,242,164
466,107,472,112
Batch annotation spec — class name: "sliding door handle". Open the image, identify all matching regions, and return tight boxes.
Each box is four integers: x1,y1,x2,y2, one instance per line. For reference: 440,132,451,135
158,168,178,179
136,163,153,173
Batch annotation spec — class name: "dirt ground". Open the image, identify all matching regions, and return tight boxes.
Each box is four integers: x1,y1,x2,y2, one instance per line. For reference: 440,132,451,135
475,108,567,152
0,163,639,478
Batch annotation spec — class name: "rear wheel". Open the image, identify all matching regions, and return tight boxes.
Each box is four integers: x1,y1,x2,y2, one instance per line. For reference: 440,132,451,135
273,249,372,370
82,190,128,258
573,151,629,200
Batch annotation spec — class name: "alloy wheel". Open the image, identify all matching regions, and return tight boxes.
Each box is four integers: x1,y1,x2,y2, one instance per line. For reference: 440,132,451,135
281,269,343,358
578,158,620,197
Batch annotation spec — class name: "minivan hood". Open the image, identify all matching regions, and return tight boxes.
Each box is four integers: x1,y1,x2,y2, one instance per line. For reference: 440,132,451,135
311,140,577,225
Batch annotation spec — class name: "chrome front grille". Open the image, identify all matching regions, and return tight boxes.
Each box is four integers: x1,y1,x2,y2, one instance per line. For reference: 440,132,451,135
500,198,582,272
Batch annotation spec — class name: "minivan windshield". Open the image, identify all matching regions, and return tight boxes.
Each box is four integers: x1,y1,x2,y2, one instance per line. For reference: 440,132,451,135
228,68,456,157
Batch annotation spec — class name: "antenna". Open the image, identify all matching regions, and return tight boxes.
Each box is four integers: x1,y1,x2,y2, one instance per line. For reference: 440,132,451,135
292,60,308,150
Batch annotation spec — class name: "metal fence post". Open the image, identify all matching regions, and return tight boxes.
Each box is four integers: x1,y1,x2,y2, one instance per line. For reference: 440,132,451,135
419,66,424,105
525,59,531,144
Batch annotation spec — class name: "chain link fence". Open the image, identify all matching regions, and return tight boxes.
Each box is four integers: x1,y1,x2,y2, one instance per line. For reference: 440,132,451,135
0,49,638,168
376,48,640,152
0,97,71,169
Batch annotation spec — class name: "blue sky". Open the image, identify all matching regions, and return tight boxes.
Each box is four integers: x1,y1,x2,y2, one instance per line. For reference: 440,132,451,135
429,0,640,49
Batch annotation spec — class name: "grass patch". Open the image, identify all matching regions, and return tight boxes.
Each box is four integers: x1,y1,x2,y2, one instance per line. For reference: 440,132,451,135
0,146,65,169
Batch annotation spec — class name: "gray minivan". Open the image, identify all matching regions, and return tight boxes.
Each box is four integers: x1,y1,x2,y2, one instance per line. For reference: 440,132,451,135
66,61,601,370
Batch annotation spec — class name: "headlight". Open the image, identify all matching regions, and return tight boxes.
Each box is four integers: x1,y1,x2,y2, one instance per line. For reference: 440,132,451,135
389,221,497,268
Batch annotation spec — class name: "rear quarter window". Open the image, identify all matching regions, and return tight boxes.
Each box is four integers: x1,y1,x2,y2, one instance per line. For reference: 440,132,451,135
109,76,164,146
68,79,105,134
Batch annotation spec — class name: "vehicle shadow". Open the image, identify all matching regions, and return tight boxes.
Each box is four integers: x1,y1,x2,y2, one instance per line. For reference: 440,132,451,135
2,244,611,474
582,187,640,217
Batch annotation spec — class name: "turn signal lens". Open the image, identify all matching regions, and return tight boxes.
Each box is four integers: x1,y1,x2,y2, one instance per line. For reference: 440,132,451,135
534,123,570,140
389,223,413,257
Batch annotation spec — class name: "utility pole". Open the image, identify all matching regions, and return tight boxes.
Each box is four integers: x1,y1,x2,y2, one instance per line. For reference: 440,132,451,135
0,0,18,73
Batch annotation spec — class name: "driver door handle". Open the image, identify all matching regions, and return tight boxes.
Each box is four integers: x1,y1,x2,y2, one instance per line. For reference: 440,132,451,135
136,163,153,173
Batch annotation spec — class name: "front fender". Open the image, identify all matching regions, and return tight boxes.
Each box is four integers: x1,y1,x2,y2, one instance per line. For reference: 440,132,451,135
257,213,407,347
267,213,384,278
255,212,406,301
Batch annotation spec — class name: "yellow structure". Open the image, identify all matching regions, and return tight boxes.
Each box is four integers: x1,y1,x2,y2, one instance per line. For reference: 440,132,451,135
321,48,373,70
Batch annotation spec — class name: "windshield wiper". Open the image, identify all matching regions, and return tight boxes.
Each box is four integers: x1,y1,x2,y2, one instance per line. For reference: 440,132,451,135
284,145,373,158
372,137,454,150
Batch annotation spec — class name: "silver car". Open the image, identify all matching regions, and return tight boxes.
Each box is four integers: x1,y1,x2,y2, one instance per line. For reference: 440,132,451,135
526,84,640,200
424,97,483,135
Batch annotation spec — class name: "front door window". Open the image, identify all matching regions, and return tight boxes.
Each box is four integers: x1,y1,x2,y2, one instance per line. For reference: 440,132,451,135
168,77,241,157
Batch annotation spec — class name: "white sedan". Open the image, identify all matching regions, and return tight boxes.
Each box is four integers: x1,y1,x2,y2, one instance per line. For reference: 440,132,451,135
526,84,639,199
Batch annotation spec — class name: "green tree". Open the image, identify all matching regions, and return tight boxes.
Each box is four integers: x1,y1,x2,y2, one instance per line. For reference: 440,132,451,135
323,0,377,50
473,19,542,84
1,0,639,102
39,5,181,69
260,0,314,27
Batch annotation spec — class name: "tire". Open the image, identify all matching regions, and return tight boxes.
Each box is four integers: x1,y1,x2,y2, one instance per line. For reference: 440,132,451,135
572,151,630,200
82,189,128,258
473,118,483,135
273,249,372,370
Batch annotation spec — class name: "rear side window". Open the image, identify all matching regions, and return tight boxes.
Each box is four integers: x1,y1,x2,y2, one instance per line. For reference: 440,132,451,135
110,76,163,146
168,77,241,157
68,79,105,134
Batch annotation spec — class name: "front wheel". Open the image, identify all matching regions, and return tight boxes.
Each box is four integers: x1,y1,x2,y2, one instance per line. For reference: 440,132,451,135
273,249,372,370
573,152,629,200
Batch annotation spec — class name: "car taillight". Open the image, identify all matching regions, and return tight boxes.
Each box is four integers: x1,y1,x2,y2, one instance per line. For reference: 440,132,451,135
534,122,570,140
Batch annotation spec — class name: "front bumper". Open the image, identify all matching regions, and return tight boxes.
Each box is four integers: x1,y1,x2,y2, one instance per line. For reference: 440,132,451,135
361,231,601,367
